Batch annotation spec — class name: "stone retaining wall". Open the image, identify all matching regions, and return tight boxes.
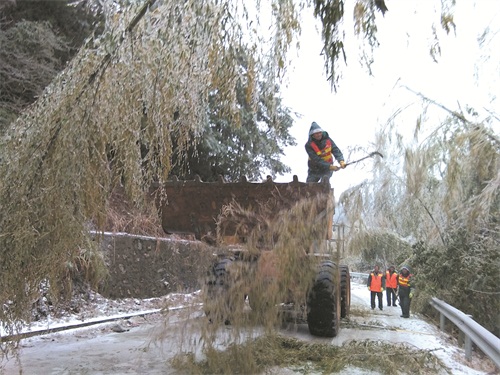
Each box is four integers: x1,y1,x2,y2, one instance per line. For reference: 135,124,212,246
97,233,214,299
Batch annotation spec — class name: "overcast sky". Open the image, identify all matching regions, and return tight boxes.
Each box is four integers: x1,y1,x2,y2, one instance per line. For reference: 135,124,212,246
276,1,500,198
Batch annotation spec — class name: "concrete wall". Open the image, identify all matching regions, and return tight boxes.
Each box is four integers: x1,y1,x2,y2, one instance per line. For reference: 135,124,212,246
97,233,215,299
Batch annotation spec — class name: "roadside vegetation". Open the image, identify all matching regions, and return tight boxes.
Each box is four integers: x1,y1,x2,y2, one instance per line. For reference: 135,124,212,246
340,106,499,335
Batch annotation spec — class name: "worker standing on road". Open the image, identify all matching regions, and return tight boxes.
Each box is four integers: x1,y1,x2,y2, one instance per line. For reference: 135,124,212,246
385,265,398,307
398,265,413,318
367,265,385,310
305,122,346,183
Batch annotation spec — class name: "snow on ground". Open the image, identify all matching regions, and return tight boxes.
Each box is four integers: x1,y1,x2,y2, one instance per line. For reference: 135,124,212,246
0,291,202,338
340,280,497,375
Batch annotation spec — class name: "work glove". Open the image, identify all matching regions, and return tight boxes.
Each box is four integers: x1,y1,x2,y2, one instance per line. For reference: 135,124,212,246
409,292,414,299
367,287,371,291
329,165,340,171
340,160,346,169
381,288,384,292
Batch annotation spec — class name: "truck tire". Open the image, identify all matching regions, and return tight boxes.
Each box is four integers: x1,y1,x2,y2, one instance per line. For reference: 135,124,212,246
339,265,351,318
204,258,243,325
307,260,340,337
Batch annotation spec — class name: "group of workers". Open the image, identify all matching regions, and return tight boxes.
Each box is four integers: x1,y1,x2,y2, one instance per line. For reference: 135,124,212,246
367,265,414,318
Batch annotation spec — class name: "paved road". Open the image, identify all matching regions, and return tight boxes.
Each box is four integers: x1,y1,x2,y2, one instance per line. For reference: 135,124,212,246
1,311,189,375
1,282,492,374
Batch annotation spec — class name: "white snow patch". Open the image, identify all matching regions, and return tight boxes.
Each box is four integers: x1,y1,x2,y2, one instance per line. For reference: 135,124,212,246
1,291,202,337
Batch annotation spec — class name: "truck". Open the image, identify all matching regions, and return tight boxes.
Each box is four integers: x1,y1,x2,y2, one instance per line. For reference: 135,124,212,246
157,175,351,337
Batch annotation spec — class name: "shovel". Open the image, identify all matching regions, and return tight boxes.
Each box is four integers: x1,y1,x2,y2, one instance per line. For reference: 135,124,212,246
333,151,383,171
345,151,384,167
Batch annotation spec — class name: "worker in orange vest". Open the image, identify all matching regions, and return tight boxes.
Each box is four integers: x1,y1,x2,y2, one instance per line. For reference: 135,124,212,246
367,265,386,310
305,122,346,182
398,265,414,318
385,265,398,307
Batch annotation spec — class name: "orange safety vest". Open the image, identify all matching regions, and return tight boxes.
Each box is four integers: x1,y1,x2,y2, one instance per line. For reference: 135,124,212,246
386,271,398,288
398,274,411,288
369,272,383,292
310,139,333,163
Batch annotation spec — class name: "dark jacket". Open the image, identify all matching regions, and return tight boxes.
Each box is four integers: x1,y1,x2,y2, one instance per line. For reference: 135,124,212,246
305,131,344,174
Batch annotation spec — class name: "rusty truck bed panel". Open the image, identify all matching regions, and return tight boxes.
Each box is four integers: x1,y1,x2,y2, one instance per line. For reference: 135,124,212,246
155,175,332,240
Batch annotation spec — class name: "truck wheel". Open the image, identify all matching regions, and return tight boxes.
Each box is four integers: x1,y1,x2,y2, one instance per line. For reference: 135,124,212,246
204,258,244,325
340,265,351,318
307,260,340,337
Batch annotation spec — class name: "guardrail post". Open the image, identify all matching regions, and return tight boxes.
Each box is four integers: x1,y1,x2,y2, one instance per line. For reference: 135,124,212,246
465,335,472,360
464,314,473,360
440,312,446,331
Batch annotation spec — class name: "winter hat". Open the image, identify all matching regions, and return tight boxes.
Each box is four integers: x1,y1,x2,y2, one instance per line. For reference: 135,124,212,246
309,121,324,136
401,265,411,273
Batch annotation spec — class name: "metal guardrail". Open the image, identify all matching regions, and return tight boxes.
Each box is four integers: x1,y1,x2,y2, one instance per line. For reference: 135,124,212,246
350,272,369,279
430,297,500,368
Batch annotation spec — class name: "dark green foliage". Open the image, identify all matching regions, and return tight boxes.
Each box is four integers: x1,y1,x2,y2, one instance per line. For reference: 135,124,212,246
412,230,500,336
169,78,296,181
0,0,100,132
1,0,99,51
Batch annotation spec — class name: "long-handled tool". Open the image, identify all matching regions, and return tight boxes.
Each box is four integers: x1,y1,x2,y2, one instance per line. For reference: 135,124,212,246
344,151,384,167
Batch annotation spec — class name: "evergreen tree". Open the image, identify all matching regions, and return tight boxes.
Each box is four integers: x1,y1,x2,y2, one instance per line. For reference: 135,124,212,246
170,51,296,181
0,0,100,131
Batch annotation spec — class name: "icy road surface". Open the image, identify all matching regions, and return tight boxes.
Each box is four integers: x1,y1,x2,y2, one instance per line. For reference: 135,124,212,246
1,281,495,374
